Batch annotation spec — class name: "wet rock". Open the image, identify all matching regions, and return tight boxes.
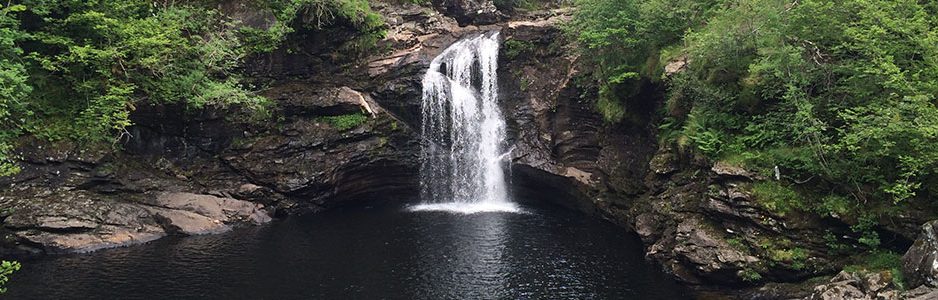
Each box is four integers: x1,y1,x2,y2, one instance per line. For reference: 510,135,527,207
649,148,679,175
903,285,938,300
633,213,661,240
263,84,380,117
673,218,760,283
432,0,503,26
902,220,938,288
1,190,270,253
807,271,899,300
711,161,761,180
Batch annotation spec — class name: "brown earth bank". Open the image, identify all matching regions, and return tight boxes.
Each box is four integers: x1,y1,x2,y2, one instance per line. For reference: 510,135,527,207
2,1,938,299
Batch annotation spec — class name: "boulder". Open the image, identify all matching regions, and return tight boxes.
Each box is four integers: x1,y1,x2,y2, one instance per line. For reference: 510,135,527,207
904,285,938,300
807,271,899,300
672,218,760,283
903,220,938,288
150,192,272,225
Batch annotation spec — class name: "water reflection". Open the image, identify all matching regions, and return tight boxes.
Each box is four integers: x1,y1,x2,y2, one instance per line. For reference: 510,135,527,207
413,211,512,298
6,203,692,300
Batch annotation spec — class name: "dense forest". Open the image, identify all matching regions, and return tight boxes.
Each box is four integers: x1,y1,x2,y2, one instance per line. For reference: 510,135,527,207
0,0,384,176
1,0,937,295
571,0,938,248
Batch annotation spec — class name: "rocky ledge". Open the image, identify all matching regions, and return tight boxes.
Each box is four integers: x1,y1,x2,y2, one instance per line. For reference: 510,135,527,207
1,191,269,254
0,79,416,254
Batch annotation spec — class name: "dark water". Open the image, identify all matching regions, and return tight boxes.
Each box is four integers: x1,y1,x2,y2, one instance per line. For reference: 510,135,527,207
6,202,692,299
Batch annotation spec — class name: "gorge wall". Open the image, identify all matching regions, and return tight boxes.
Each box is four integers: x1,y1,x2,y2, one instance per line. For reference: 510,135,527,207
2,1,938,299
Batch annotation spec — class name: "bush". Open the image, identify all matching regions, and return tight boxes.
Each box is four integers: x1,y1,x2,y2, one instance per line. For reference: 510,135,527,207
739,268,763,282
0,260,20,294
318,113,368,131
503,39,535,60
0,0,386,176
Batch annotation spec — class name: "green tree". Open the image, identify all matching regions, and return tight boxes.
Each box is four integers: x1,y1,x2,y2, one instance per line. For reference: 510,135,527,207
0,0,385,176
568,0,719,122
571,0,938,215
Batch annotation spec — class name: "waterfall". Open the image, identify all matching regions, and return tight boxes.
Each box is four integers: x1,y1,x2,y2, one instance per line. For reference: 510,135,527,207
410,31,519,214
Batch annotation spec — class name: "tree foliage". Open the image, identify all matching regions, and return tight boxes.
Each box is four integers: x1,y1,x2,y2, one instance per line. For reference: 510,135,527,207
571,0,938,215
0,260,20,294
0,0,385,174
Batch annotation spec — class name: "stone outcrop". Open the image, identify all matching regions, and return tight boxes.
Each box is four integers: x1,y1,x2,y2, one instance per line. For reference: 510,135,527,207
599,145,850,291
807,271,900,300
1,190,268,254
2,79,415,254
903,285,938,300
431,0,503,26
903,220,938,288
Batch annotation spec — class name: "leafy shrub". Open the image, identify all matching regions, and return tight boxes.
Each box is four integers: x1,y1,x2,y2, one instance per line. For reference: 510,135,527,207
504,39,535,60
570,0,938,218
318,113,368,131
739,267,763,282
0,0,386,176
0,260,20,294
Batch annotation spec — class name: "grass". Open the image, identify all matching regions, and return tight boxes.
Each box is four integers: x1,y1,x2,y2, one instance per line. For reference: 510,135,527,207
317,113,368,131
751,181,806,216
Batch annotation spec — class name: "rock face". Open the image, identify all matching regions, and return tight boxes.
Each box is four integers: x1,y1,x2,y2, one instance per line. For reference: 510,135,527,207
903,220,938,288
1,190,268,253
624,148,843,287
807,271,900,300
431,0,503,26
5,2,937,300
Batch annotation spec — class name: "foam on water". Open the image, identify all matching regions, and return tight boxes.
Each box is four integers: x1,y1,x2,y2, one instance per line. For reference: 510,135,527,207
407,202,523,214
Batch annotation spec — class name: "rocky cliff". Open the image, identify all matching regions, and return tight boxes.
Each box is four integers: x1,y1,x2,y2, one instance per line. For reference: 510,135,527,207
3,1,938,299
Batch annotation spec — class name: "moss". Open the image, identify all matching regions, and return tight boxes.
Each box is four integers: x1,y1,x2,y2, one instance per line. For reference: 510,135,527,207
751,181,806,216
756,237,811,270
504,39,535,60
726,237,747,251
520,77,532,91
317,113,368,131
769,247,809,270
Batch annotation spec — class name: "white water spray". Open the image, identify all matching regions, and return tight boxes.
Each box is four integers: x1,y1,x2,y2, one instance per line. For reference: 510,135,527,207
411,31,519,214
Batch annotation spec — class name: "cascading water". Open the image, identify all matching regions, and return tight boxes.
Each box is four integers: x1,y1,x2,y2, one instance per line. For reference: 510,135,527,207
410,31,519,214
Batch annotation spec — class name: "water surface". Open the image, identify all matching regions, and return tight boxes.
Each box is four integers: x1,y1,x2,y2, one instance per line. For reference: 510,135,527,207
6,202,692,299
